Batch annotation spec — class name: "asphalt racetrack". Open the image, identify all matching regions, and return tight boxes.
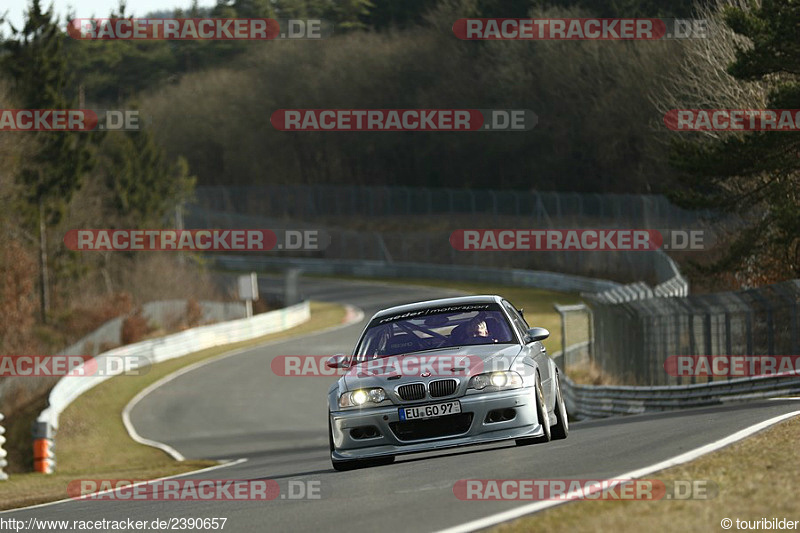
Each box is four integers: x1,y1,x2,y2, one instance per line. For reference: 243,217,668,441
5,278,800,532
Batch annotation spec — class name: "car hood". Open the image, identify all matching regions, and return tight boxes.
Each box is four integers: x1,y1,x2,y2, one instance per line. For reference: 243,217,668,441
341,344,523,391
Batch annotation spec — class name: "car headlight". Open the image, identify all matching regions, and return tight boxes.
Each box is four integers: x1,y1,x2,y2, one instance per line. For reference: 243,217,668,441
339,388,386,408
468,371,523,391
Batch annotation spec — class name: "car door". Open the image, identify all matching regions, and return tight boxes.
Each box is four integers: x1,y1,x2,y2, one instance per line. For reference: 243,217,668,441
502,300,553,392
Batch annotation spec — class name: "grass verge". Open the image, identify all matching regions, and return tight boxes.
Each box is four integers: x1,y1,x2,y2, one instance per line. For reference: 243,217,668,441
495,412,800,533
0,301,346,511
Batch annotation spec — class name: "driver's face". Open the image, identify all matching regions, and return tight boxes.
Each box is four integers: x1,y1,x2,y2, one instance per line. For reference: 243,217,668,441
475,321,488,337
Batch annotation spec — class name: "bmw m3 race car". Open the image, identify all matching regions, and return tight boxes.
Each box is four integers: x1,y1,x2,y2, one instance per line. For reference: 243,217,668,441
326,295,568,470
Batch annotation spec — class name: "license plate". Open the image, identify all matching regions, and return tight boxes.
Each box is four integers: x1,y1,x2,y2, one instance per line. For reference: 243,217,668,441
399,400,461,421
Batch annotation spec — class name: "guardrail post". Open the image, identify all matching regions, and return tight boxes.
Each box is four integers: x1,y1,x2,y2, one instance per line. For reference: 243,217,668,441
32,421,55,474
587,306,595,363
284,268,301,306
0,413,7,480
554,304,567,374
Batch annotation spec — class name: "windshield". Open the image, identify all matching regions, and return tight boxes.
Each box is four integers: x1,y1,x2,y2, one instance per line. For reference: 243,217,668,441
354,304,515,362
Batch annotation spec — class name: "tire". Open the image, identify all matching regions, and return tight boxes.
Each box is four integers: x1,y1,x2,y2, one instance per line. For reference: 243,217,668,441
329,417,395,471
550,374,569,440
516,374,551,446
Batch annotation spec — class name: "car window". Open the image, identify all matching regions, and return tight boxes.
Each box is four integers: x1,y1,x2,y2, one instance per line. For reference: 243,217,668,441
502,300,529,340
354,303,516,361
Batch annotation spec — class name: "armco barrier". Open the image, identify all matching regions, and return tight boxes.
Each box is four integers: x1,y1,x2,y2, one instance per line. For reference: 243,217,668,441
211,256,623,294
587,254,688,303
553,342,800,419
32,300,310,473
562,371,800,420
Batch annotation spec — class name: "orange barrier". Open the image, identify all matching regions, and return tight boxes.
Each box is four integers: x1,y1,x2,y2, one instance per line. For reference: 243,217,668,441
33,437,55,474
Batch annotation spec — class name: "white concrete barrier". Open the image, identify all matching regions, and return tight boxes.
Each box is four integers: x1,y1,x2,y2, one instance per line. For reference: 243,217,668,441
32,301,310,472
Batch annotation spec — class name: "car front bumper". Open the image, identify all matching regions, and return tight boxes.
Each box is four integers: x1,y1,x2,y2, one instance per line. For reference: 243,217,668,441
330,387,543,460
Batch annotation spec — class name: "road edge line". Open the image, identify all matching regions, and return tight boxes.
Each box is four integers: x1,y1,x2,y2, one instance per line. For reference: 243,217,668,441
436,408,800,533
0,458,247,514
122,304,364,461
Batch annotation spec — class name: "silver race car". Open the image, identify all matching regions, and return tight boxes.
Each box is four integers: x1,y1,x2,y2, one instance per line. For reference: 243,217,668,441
327,295,568,470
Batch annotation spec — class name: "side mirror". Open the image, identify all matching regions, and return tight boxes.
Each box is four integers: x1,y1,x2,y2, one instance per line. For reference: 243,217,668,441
517,308,524,317
526,327,550,343
325,354,351,369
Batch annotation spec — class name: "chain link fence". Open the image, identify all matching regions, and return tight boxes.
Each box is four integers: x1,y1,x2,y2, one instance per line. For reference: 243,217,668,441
185,205,684,287
586,280,800,386
193,185,712,227
552,304,593,375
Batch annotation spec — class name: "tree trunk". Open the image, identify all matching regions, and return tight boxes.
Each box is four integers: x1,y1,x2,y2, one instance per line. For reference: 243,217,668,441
38,199,50,324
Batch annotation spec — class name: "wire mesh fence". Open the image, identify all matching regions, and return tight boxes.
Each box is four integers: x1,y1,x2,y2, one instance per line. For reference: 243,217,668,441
552,304,593,375
586,280,800,385
184,205,682,286
193,184,713,228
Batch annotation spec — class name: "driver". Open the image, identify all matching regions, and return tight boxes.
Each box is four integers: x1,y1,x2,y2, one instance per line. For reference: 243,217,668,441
466,318,490,339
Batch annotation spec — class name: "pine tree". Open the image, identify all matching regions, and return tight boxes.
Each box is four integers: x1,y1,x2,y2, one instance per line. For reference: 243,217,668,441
668,0,800,285
2,0,94,322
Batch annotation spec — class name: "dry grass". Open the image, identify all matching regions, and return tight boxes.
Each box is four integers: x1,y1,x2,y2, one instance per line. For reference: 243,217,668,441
564,359,621,386
495,413,800,533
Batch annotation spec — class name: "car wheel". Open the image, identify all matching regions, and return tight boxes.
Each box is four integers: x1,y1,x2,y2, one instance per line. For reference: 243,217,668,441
516,374,551,446
550,373,569,440
329,417,394,471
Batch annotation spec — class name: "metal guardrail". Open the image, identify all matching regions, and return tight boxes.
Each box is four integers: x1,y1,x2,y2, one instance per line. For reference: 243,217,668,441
553,342,800,419
562,372,800,420
32,300,310,473
212,256,623,294
587,253,688,303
